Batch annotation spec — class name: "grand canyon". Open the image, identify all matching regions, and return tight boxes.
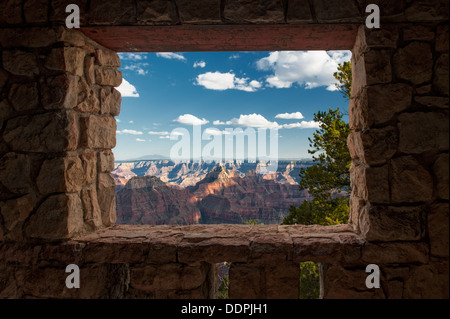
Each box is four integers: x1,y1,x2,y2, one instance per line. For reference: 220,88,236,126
113,160,314,225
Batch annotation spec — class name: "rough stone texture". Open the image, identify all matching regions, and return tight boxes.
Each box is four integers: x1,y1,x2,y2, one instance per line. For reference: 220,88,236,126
433,153,449,200
390,156,434,203
223,0,285,24
394,42,433,85
398,112,449,154
137,0,179,25
2,50,39,77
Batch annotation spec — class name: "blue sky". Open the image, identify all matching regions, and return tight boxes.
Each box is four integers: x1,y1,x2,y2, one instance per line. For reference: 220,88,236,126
114,50,351,161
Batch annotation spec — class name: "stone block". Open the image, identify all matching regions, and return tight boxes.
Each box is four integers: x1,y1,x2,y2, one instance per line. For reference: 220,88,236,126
352,49,392,96
24,193,84,240
228,263,263,298
322,264,385,299
40,74,78,110
359,204,424,242
3,111,79,152
428,202,449,258
313,0,361,22
80,152,97,186
0,0,23,24
95,68,123,87
394,42,433,85
137,0,179,24
415,96,449,109
45,47,87,76
402,25,434,41
98,150,115,173
405,0,449,22
286,0,312,22
0,69,8,90
433,153,449,200
390,155,433,203
97,173,117,226
95,49,121,68
100,88,122,116
0,28,58,48
0,152,32,195
0,99,12,129
88,0,136,25
0,194,34,234
80,115,116,149
403,263,449,298
398,112,449,154
177,0,221,23
361,242,429,264
433,53,449,96
81,187,103,228
436,24,449,52
223,0,285,23
2,50,39,77
8,82,39,112
37,156,84,194
350,162,389,204
24,0,49,23
348,126,398,165
84,56,96,85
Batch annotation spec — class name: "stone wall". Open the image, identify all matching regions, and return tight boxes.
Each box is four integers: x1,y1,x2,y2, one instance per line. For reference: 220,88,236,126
0,27,121,241
0,0,449,299
341,22,449,299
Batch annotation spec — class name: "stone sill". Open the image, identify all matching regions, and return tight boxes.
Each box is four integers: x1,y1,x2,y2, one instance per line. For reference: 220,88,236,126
67,224,365,265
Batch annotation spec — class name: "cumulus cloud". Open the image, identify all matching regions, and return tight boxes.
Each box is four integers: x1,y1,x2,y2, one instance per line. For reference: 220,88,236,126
156,52,186,61
275,112,304,120
213,120,226,125
256,50,351,91
193,61,206,68
226,113,280,129
117,78,139,98
195,71,262,92
136,138,146,142
160,136,171,139
174,114,209,126
282,121,321,129
117,129,143,135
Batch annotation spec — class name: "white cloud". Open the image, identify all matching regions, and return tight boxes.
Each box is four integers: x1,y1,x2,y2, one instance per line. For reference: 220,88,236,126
148,131,170,135
275,112,304,120
123,63,149,75
160,135,170,139
136,138,146,142
156,52,186,61
256,50,351,91
116,78,139,98
119,53,147,61
282,121,321,129
193,61,206,68
229,54,240,60
117,129,143,135
116,119,121,122
174,114,209,126
213,120,226,125
196,71,262,92
226,114,280,129
128,120,134,124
